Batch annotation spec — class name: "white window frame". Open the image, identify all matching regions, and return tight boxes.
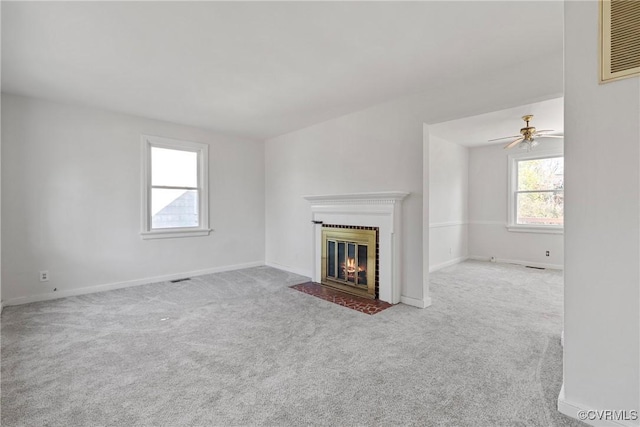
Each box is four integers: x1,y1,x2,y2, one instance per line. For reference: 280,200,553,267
507,148,564,234
141,135,211,239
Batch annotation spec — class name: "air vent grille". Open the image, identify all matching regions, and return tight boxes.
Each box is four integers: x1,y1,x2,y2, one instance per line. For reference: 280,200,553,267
601,0,640,82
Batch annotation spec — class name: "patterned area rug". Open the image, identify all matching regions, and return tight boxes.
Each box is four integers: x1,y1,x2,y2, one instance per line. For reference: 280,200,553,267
290,282,393,315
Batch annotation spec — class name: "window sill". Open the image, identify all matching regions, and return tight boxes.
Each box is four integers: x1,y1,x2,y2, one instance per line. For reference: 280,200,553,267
141,228,212,240
506,225,563,235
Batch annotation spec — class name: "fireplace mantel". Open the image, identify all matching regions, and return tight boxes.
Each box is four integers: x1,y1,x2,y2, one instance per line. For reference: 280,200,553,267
303,192,409,205
303,191,409,304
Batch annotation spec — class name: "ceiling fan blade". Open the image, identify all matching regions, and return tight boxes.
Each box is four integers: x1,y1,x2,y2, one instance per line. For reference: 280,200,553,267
504,137,524,149
534,130,555,134
536,135,564,139
489,134,522,142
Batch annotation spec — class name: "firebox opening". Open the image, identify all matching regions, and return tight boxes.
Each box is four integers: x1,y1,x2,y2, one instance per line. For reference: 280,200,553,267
321,225,379,299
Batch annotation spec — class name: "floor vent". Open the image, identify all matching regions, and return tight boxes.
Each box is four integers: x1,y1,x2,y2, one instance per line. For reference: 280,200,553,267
601,0,640,82
525,266,545,270
170,278,191,283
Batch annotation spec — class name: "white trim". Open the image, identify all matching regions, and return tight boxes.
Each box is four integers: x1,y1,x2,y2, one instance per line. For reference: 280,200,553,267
304,192,409,305
469,220,563,234
558,384,638,427
140,135,210,239
2,261,264,307
429,221,468,228
506,225,563,235
429,256,469,272
265,261,311,279
468,220,505,226
303,191,409,204
468,255,563,270
140,228,212,239
400,295,432,309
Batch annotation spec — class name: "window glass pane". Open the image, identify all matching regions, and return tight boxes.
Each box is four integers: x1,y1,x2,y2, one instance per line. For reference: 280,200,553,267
518,157,564,191
517,191,564,225
151,189,198,228
151,147,198,187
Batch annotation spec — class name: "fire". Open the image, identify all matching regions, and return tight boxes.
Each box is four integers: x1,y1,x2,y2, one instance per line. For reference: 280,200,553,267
342,257,365,279
345,257,357,274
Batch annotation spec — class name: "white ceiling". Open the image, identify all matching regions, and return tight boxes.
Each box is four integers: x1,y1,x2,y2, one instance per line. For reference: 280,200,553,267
429,97,564,147
2,1,564,140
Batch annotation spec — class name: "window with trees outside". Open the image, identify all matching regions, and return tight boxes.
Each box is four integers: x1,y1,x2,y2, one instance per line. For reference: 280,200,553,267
508,151,564,233
141,135,210,239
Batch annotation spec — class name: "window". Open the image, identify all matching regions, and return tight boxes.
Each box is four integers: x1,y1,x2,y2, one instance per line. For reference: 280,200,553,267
508,150,564,233
141,135,210,239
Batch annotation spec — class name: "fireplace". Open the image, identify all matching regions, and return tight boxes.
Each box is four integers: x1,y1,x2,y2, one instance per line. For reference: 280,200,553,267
321,226,378,299
304,191,410,305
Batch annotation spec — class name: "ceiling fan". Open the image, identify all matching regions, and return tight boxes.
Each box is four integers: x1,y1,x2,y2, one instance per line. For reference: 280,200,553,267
490,115,563,150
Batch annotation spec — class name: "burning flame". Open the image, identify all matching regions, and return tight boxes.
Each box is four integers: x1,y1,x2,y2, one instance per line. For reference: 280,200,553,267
345,257,357,274
342,257,365,278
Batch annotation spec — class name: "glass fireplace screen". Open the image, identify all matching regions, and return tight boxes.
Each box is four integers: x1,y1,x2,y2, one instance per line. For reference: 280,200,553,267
321,227,376,299
326,240,368,286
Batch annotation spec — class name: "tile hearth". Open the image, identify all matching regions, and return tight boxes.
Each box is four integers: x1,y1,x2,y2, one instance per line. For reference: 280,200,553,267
290,282,393,315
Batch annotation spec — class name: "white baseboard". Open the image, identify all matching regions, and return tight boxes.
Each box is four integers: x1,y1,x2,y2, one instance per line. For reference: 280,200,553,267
400,295,432,309
265,261,311,279
468,255,563,270
2,261,265,307
558,384,638,427
429,256,469,273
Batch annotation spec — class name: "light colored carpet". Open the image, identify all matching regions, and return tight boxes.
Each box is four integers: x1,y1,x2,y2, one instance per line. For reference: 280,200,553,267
1,261,584,426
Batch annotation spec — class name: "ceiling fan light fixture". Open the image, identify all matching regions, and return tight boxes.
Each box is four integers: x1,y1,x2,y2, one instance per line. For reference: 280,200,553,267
519,138,539,152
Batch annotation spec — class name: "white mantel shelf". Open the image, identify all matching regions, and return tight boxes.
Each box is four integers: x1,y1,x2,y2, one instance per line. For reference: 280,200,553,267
304,191,410,305
303,192,409,204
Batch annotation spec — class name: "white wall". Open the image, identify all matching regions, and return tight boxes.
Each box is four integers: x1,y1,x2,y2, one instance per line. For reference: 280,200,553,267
468,140,564,269
428,135,468,271
264,53,564,306
265,97,426,302
1,94,265,304
561,1,640,423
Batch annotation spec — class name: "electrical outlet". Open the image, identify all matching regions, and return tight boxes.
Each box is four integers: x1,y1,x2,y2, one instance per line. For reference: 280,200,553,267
39,270,49,282
546,251,550,257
